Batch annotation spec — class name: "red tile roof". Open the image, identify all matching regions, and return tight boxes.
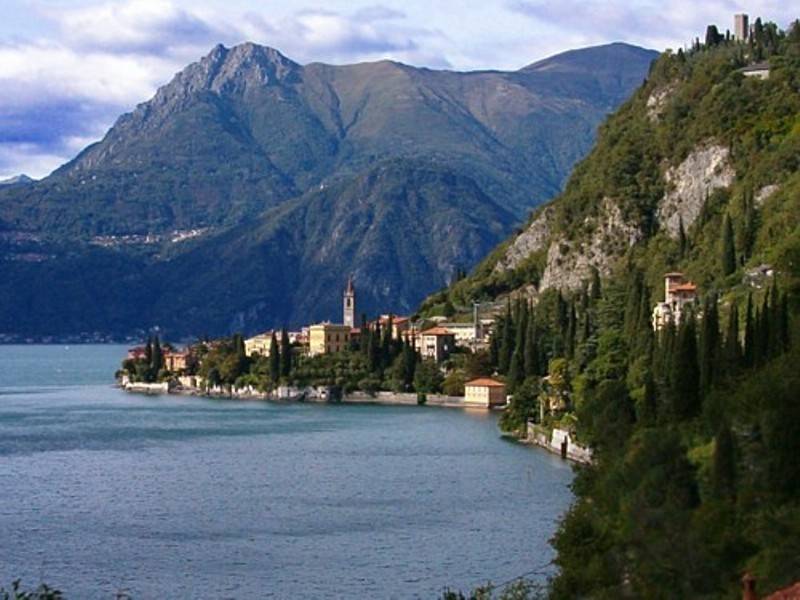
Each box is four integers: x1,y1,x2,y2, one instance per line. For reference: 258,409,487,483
421,327,454,336
765,582,800,600
465,378,506,388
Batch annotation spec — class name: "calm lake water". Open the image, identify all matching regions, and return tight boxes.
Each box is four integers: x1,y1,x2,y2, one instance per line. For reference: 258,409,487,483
0,345,573,599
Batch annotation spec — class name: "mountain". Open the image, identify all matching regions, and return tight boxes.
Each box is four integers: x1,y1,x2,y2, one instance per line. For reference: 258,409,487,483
0,42,657,339
425,22,800,599
0,174,33,187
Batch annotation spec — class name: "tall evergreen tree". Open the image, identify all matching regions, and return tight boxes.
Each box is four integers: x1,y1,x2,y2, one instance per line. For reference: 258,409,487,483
498,309,515,375
359,314,369,354
507,346,525,392
279,329,291,377
269,332,280,384
524,315,538,376
151,335,163,372
699,294,720,392
678,216,688,259
640,372,659,427
565,301,577,360
670,313,700,421
723,302,741,377
145,336,153,365
721,214,736,276
368,323,380,374
744,293,755,367
712,421,737,501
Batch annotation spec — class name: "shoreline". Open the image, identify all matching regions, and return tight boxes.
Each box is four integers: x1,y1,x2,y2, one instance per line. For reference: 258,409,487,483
119,382,506,411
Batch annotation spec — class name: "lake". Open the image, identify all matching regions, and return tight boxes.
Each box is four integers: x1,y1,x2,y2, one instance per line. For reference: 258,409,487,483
0,345,573,599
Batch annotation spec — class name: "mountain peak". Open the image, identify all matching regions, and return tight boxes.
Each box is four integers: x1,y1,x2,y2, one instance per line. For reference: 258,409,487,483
521,42,658,74
183,41,301,94
0,174,34,186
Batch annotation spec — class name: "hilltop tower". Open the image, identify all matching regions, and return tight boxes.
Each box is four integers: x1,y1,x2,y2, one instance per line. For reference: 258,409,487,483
343,277,356,328
734,13,749,41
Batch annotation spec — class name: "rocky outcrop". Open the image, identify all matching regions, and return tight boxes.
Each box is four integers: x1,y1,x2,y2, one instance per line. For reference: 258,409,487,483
493,206,555,273
538,198,643,291
646,83,676,121
755,184,780,207
657,144,735,238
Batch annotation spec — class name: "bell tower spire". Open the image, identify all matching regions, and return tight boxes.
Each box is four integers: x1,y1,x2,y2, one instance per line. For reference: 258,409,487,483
343,276,356,328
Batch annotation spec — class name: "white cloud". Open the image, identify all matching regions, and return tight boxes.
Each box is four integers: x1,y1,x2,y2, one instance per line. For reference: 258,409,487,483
0,1,452,177
0,0,796,178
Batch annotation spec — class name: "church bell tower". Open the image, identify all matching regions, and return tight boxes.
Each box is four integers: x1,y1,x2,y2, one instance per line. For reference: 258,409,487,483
343,276,356,328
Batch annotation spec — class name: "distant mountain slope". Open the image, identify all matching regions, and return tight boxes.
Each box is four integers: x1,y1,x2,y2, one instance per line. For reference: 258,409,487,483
0,42,657,339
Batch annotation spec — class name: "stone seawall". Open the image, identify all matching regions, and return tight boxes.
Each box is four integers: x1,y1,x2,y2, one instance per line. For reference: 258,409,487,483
526,422,593,464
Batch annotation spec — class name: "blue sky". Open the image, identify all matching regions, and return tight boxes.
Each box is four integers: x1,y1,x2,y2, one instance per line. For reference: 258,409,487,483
0,0,796,179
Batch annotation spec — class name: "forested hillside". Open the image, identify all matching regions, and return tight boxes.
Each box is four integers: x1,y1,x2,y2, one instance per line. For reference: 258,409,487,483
428,18,800,599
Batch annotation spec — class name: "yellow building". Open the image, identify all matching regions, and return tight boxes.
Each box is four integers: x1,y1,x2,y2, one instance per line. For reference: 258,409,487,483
244,333,274,357
308,323,352,356
464,378,507,408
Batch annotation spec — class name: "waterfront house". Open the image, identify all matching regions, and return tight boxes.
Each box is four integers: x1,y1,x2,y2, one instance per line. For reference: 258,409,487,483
464,378,507,407
244,332,274,357
164,350,190,372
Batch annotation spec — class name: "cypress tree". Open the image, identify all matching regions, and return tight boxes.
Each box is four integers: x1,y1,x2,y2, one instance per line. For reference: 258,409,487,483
624,272,644,341
515,301,529,374
269,332,280,384
712,421,737,501
359,314,369,354
723,302,741,376
402,342,417,390
382,315,394,368
767,282,784,358
756,295,770,366
279,329,291,377
779,291,791,352
640,372,659,426
565,301,577,359
699,294,719,392
740,190,757,260
721,215,736,276
670,313,700,421
489,330,500,370
744,293,755,367
678,216,688,259
524,315,538,377
368,324,380,373
498,310,515,375
507,346,524,392
145,336,153,365
151,335,163,372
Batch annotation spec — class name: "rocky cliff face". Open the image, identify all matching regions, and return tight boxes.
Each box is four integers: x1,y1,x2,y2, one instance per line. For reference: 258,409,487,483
489,141,737,297
538,198,644,291
656,143,735,237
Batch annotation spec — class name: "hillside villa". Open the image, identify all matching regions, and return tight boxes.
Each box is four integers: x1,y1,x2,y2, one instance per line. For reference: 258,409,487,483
652,272,698,330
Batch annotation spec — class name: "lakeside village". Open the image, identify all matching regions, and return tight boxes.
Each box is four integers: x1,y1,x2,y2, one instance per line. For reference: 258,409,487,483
119,271,715,463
